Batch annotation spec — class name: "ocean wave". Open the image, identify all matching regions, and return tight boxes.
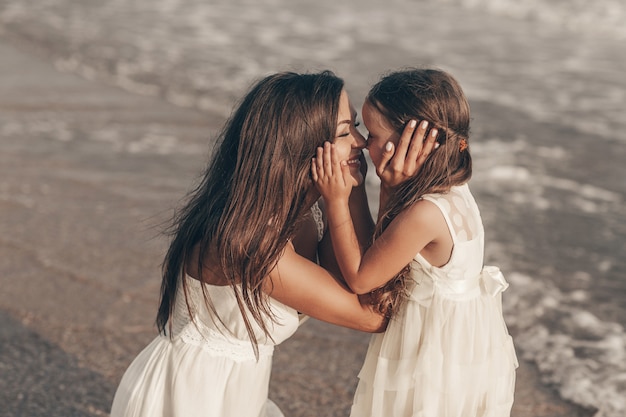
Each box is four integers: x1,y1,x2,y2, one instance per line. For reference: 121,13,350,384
474,135,625,415
504,272,626,416
436,0,626,39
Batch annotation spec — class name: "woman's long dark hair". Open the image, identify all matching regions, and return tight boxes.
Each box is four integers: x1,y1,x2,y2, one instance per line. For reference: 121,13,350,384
156,71,344,356
367,68,472,317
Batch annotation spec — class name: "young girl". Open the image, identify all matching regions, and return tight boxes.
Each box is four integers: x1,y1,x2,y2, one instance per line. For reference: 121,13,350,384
312,68,518,417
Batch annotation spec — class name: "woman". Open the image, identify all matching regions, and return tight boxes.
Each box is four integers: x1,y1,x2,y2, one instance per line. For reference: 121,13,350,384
110,70,434,417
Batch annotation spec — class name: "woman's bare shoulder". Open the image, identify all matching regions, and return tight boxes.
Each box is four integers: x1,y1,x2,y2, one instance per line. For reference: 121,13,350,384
185,243,230,286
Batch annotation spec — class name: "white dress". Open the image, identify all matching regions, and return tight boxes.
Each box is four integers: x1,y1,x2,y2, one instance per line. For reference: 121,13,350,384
110,279,299,417
350,184,518,417
111,203,325,417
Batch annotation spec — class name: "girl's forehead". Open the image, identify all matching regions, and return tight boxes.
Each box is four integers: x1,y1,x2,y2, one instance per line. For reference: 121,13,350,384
361,101,381,122
362,101,394,131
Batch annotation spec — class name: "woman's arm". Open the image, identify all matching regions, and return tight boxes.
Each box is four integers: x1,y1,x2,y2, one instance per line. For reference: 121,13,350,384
264,243,386,333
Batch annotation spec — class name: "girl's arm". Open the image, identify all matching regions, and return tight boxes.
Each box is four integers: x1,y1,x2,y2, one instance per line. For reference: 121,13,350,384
326,198,444,294
313,127,441,295
265,243,386,332
318,178,374,278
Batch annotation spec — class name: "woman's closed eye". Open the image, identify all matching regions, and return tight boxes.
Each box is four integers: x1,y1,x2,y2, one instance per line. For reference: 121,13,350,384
338,122,360,138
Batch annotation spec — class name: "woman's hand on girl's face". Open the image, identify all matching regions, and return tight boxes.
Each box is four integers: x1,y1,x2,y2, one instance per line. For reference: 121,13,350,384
376,120,438,189
311,141,353,202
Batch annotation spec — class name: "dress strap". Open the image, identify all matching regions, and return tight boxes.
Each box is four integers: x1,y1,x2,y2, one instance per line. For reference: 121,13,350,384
421,194,459,244
310,200,324,242
421,184,480,243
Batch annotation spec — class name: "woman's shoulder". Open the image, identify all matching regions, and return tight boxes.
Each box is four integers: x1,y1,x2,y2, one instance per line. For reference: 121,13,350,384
185,243,231,286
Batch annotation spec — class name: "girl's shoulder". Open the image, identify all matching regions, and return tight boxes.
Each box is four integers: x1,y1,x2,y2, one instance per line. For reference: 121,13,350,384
400,197,448,234
418,183,483,242
411,185,470,227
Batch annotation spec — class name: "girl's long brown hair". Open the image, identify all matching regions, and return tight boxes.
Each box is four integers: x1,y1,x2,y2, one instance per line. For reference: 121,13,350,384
367,68,472,317
156,71,344,356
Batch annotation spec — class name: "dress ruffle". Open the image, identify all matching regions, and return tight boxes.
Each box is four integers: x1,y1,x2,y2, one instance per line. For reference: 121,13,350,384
351,185,518,417
111,278,298,417
351,267,518,417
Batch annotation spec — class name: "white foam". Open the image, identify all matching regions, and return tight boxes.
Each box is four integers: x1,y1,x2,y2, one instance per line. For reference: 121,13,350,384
473,139,622,215
505,272,626,416
437,0,626,39
1,119,75,143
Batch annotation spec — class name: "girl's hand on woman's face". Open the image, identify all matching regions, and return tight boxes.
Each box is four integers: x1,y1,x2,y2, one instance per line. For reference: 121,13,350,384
311,141,353,202
377,120,438,189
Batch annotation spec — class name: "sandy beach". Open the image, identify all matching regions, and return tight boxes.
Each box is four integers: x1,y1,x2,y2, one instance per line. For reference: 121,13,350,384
2,0,624,415
0,38,595,416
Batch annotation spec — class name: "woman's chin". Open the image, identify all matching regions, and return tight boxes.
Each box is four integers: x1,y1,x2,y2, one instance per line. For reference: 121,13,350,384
351,172,364,187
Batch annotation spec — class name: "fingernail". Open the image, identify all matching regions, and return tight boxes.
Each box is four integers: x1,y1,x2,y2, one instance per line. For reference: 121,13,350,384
421,121,428,129
434,142,440,149
385,142,393,152
409,120,417,128
431,129,438,137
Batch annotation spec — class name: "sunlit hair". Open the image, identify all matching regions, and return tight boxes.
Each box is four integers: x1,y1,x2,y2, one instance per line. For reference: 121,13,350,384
156,71,344,357
366,68,472,317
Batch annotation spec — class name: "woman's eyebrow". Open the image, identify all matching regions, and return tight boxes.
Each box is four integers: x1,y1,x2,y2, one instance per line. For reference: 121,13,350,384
338,112,358,125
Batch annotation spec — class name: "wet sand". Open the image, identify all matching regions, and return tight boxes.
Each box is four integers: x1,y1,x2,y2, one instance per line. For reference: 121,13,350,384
0,37,596,416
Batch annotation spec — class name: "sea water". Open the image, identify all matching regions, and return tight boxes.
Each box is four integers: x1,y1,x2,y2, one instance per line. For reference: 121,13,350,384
0,0,623,415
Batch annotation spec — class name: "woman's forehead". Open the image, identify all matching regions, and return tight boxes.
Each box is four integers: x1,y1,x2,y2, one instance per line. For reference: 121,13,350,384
338,90,357,120
337,90,353,121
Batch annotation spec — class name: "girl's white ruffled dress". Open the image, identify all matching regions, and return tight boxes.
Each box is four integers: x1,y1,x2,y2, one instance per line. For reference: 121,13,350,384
110,278,299,417
351,184,518,417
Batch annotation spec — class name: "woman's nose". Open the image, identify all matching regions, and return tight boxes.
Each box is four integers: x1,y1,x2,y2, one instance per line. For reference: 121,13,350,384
353,130,367,149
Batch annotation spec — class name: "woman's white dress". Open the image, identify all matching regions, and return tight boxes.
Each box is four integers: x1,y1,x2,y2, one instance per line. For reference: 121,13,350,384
110,279,299,417
350,184,519,417
111,203,325,417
